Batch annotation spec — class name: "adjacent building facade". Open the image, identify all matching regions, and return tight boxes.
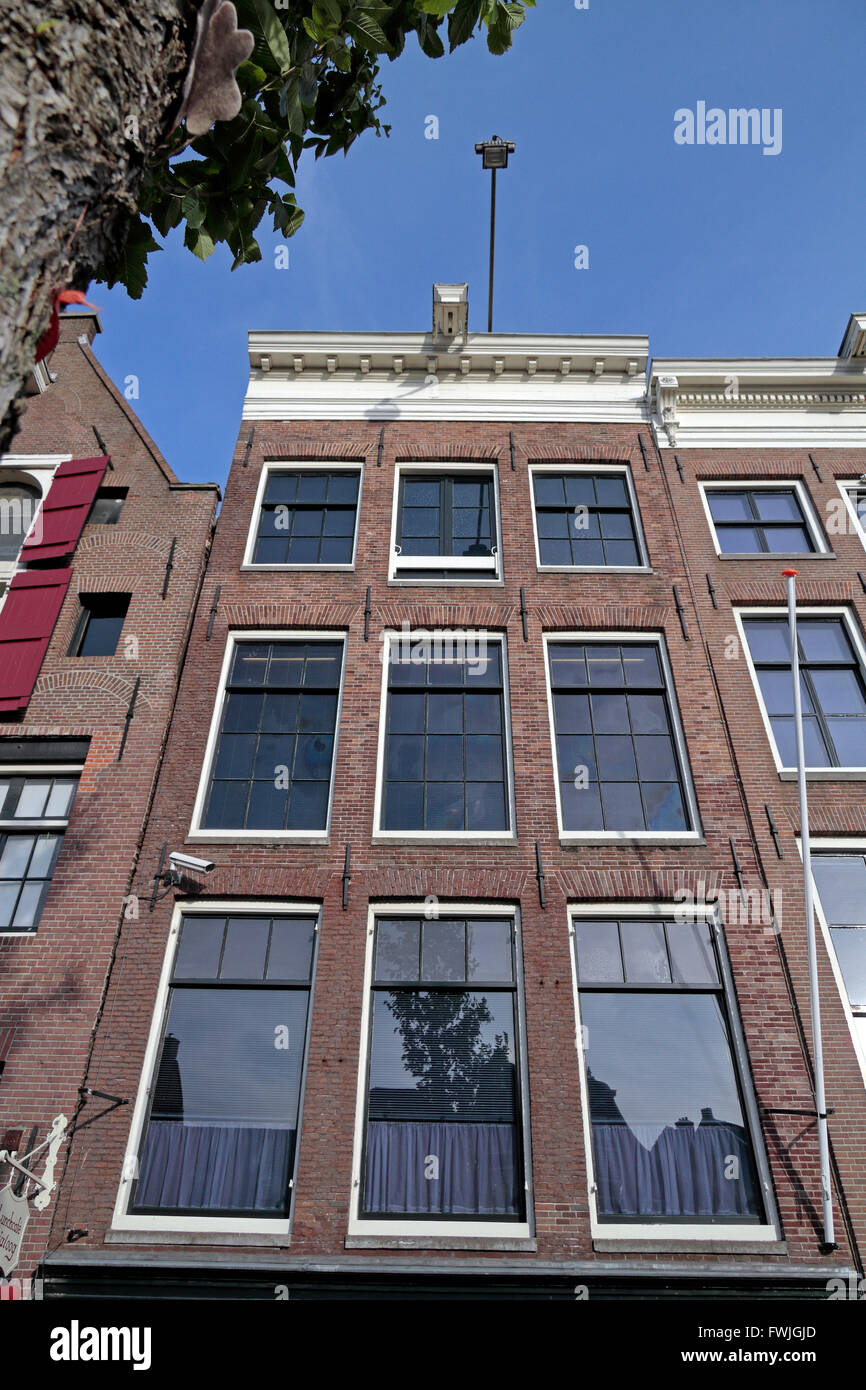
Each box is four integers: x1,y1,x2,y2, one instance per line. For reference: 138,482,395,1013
0,312,218,1281
33,291,866,1298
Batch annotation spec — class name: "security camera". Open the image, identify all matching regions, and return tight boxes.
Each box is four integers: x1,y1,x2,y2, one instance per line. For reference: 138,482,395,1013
168,852,214,875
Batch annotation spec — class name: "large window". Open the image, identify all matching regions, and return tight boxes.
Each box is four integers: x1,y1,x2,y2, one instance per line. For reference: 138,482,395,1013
546,637,696,836
197,637,344,835
390,469,500,580
247,467,360,567
812,853,866,1063
131,912,316,1219
740,612,866,769
572,913,765,1227
703,484,821,555
377,633,512,836
531,467,645,569
359,914,525,1222
0,776,78,933
0,480,41,562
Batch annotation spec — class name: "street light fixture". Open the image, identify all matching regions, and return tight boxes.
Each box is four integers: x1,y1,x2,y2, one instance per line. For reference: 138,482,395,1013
475,135,515,332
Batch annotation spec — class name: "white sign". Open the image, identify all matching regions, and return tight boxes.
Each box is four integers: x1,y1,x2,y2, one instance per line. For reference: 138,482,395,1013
0,1185,30,1277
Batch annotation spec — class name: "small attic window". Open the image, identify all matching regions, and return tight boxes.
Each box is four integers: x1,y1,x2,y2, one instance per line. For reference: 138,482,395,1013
87,487,128,525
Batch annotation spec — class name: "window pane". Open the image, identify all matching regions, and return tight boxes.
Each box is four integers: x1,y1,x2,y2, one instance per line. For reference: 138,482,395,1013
830,928,866,1009
812,856,866,926
328,473,359,503
580,992,762,1222
296,473,328,502
267,918,315,981
376,919,421,981
264,473,297,505
643,782,688,832
717,526,761,553
628,693,668,734
15,782,49,818
594,476,628,507
826,718,866,767
586,648,624,687
220,918,270,979
620,919,671,983
540,538,573,565
596,735,637,781
231,644,271,685
560,780,603,830
427,735,464,781
28,834,60,878
708,492,751,522
403,479,439,507
384,781,423,830
798,620,854,663
45,780,76,818
753,491,801,522
174,917,225,979
601,781,644,829
0,882,19,927
591,693,630,733
743,620,790,662
534,475,566,506
12,881,46,928
466,735,503,781
810,669,866,716
421,920,466,981
770,715,829,767
626,647,662,686
468,921,513,982
666,920,718,985
603,539,639,566
0,835,34,877
767,526,811,553
574,919,623,983
634,735,679,781
427,781,464,830
467,782,507,831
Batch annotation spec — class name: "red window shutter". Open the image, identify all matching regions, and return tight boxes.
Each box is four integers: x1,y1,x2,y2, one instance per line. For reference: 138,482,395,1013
0,568,71,715
19,454,109,563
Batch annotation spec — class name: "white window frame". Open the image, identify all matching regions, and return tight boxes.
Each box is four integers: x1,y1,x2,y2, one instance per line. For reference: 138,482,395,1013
802,837,866,1089
698,478,829,558
111,898,321,1239
348,901,533,1241
567,901,781,1244
542,631,702,844
834,479,866,553
529,462,650,573
372,628,517,842
188,629,346,842
241,460,363,571
0,455,68,609
0,762,83,938
734,605,866,777
388,462,502,584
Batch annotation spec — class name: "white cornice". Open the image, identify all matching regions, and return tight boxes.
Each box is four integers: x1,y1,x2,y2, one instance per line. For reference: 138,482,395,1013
648,356,866,448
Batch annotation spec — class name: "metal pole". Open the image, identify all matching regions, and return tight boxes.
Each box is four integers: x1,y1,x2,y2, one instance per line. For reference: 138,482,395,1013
783,568,835,1248
487,166,497,333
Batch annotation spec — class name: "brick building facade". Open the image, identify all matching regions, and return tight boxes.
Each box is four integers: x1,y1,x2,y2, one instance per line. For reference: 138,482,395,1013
0,313,218,1283
36,292,866,1298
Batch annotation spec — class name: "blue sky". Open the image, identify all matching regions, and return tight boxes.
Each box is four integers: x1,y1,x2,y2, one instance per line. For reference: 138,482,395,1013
88,0,865,487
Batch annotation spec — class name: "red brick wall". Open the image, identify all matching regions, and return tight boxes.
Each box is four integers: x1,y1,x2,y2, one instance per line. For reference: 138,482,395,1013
0,315,217,1275
52,415,863,1281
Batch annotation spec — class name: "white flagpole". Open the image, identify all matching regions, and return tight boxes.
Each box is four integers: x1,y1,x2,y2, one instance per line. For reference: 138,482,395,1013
782,568,835,1248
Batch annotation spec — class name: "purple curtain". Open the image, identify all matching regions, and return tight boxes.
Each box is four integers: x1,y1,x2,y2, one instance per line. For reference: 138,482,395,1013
365,1120,520,1215
592,1121,760,1219
135,1121,294,1213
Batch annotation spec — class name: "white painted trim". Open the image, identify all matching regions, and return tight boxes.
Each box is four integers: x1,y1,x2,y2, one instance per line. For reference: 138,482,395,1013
240,459,363,571
566,902,781,1243
388,462,502,584
733,606,866,774
111,899,321,1237
541,631,703,843
698,478,829,557
187,629,347,841
0,455,67,589
347,901,532,1240
371,630,517,841
834,480,866,554
528,462,650,573
799,839,866,1089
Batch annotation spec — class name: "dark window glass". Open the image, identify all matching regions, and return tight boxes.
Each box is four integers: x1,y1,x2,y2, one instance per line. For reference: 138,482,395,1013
362,916,524,1220
253,470,359,565
87,488,128,525
203,641,342,831
575,918,764,1225
549,642,691,832
69,594,131,657
382,639,510,833
0,776,78,932
395,473,497,576
0,481,41,560
533,471,641,568
743,617,866,768
707,488,816,554
132,914,317,1218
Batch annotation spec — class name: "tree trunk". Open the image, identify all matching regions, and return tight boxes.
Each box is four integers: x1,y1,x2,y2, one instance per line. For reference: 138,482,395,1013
0,2,198,450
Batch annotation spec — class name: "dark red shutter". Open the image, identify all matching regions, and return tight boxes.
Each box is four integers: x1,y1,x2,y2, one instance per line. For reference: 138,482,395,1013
0,568,71,715
19,454,109,563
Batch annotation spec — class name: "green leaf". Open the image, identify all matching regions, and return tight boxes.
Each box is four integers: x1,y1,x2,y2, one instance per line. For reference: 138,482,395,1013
417,0,453,15
182,191,206,228
299,62,318,107
279,74,304,134
416,14,445,56
448,0,482,49
111,216,161,299
251,0,292,72
346,10,393,52
185,225,216,261
313,0,342,29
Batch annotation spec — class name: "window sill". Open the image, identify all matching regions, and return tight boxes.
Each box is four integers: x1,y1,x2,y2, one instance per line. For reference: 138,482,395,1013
715,552,833,560
106,1228,291,1247
186,831,330,844
536,565,653,575
559,834,706,848
592,1237,787,1255
240,563,355,573
372,834,517,847
778,768,866,782
345,1234,536,1252
387,578,504,588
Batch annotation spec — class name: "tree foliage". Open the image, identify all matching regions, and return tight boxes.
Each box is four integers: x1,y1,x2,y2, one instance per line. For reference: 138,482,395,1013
103,0,535,295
